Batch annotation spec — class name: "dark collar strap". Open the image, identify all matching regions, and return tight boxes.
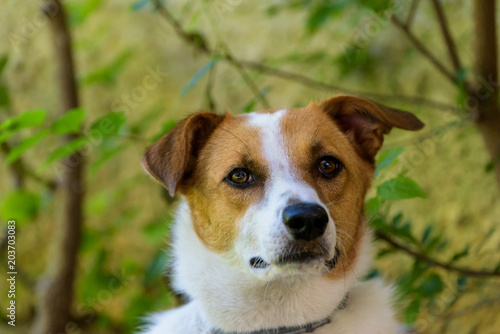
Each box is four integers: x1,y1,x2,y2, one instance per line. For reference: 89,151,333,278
212,294,349,334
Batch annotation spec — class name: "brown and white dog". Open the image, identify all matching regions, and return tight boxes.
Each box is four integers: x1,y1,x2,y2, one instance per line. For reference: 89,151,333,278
140,95,424,334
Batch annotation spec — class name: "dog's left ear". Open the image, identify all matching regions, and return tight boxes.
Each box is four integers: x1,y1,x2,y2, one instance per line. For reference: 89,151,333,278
320,95,424,161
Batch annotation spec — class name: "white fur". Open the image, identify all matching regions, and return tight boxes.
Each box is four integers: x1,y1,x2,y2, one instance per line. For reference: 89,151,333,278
242,110,336,280
142,200,399,334
140,110,400,334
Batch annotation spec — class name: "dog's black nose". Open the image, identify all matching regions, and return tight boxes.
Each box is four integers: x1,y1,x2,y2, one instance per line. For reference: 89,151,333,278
282,203,329,241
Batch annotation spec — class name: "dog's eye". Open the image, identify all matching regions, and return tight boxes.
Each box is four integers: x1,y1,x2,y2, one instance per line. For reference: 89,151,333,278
317,156,343,179
227,168,253,186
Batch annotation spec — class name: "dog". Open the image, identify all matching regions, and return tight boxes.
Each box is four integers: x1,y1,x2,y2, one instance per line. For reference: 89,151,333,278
140,95,424,334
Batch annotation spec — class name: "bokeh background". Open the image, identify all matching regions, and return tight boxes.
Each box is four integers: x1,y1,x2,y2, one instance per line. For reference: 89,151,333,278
1,0,500,333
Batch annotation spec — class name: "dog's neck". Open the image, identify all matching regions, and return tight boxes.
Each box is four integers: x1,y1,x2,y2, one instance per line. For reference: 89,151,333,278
169,200,372,333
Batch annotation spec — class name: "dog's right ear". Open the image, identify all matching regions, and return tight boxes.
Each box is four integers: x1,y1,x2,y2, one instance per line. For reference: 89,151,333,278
142,112,225,196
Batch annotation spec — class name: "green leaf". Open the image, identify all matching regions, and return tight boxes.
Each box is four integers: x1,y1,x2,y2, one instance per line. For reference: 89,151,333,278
364,268,380,279
306,2,349,34
0,54,8,76
455,68,469,113
5,130,50,164
0,130,15,144
142,217,171,246
369,216,387,231
241,86,272,113
86,190,113,216
421,225,433,245
43,136,87,168
404,298,420,324
180,57,219,96
449,244,469,263
186,9,202,30
131,0,150,11
391,220,418,245
358,0,393,12
365,196,383,219
485,154,500,173
0,190,40,223
89,143,126,176
80,51,132,85
457,276,467,290
51,108,85,134
68,0,104,26
144,251,170,286
90,112,126,137
392,213,403,227
78,249,116,301
0,109,46,132
377,248,395,259
377,176,427,201
419,272,444,297
375,146,404,177
80,228,101,253
0,83,10,107
242,99,257,113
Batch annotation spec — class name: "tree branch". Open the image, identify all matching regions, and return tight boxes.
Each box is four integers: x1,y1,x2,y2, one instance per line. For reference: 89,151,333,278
238,58,462,113
204,61,217,111
375,230,500,278
405,0,420,29
154,1,270,109
472,0,500,189
153,3,461,114
441,294,500,320
0,142,57,190
430,0,462,73
31,1,85,333
391,15,457,84
224,50,271,109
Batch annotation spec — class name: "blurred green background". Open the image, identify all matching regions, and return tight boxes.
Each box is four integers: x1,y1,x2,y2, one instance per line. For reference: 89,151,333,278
1,0,500,333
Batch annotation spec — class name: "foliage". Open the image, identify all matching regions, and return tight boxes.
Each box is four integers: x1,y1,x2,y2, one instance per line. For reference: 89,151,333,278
1,1,500,333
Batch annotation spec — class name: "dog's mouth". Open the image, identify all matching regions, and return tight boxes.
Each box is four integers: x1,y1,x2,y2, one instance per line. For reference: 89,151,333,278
249,257,270,269
250,247,339,270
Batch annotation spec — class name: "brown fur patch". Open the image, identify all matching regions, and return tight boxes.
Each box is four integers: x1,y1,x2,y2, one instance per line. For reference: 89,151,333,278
180,114,271,253
280,105,374,280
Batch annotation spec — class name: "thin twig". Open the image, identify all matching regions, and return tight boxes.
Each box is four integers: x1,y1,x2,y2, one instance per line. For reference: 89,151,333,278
204,62,217,111
384,119,466,148
375,230,500,278
391,15,457,84
405,0,420,29
155,1,270,109
153,0,210,53
153,1,462,113
0,142,57,190
224,50,271,109
430,0,462,73
441,295,500,320
238,58,462,113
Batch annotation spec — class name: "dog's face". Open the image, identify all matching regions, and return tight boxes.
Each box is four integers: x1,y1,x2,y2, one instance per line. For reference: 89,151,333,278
142,95,423,281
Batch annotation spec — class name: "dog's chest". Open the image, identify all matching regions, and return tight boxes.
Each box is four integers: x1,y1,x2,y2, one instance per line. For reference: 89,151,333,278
144,280,399,334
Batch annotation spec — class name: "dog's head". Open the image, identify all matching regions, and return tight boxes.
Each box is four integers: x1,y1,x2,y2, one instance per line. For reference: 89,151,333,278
142,95,423,281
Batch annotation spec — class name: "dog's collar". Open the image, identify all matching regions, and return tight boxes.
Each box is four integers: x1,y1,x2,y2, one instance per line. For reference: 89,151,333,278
212,294,349,334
